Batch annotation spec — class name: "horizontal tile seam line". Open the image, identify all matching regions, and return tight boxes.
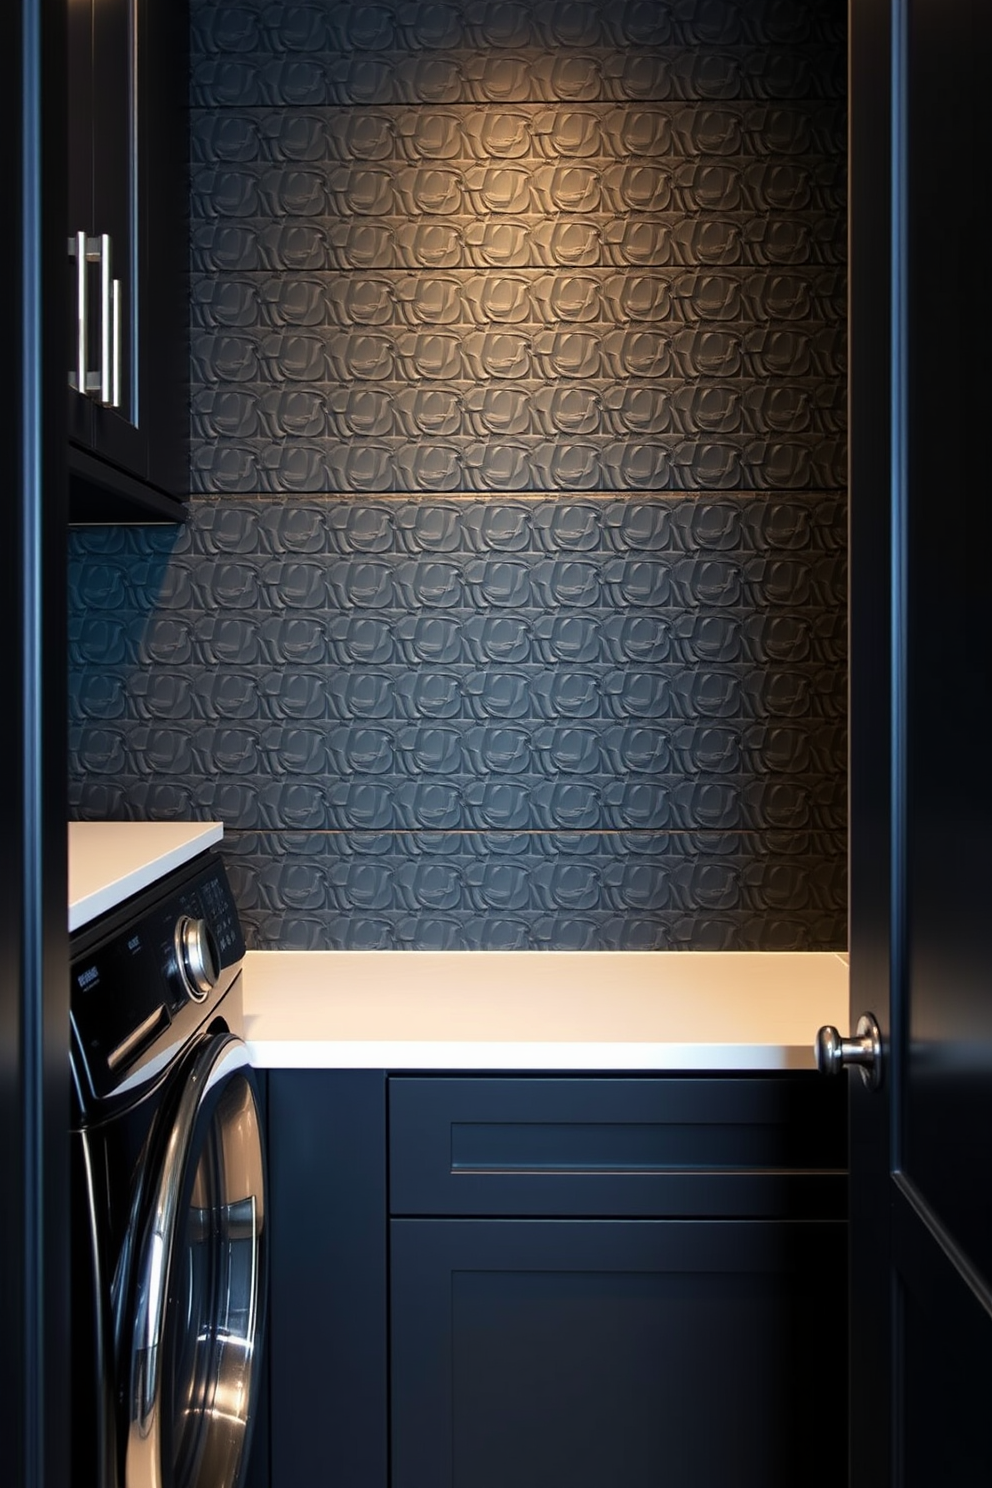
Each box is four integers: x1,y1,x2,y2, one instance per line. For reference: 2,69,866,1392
221,829,843,838
179,503,848,509
187,106,847,118
187,156,846,165
181,492,850,502
186,91,847,101
186,106,846,109
189,265,846,273
184,103,844,110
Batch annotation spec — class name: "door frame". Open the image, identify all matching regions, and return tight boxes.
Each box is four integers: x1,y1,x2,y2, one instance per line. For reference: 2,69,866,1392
0,2,70,1487
848,0,896,1480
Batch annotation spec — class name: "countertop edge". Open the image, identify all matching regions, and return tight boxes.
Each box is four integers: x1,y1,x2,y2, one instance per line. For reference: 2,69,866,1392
68,821,224,931
245,1037,819,1072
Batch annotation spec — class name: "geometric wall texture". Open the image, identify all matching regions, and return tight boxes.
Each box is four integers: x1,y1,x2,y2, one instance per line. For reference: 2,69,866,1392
69,0,848,951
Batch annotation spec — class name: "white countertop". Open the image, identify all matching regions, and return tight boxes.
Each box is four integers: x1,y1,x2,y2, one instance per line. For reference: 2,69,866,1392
242,950,849,1071
68,820,224,931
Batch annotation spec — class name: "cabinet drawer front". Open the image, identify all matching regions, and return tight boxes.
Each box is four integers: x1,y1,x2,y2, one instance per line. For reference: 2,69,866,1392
389,1076,846,1219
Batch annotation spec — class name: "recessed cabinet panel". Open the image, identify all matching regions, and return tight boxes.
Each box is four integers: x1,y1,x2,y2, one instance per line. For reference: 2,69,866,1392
67,0,94,455
88,0,139,469
391,1218,848,1488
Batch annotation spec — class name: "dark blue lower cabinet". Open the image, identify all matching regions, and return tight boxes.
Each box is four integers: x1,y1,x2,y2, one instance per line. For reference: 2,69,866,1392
266,1070,389,1488
265,1072,846,1488
390,1216,847,1488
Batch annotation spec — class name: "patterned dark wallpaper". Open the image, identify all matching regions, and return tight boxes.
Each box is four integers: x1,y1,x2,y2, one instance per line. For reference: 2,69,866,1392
68,0,848,952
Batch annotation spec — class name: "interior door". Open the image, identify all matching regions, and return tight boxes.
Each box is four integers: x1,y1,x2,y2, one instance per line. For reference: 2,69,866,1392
848,1,992,1483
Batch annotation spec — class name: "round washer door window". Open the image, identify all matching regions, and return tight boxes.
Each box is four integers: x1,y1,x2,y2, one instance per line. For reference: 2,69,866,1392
125,1034,266,1488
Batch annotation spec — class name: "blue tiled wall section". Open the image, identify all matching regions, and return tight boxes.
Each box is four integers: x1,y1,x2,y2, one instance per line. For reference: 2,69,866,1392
68,0,848,951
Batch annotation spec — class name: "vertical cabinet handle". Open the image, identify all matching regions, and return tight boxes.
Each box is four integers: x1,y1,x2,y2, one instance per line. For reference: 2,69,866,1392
110,276,121,410
68,232,121,409
98,232,112,406
69,231,88,396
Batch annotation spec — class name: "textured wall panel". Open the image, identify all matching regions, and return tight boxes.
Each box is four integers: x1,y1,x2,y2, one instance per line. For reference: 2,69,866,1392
68,0,848,952
220,829,845,952
189,1,846,109
69,492,846,948
188,94,847,493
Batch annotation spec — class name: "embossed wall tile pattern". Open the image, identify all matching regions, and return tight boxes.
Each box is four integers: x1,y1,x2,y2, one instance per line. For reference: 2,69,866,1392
67,0,848,950
189,1,846,109
217,830,845,953
68,493,847,947
188,92,847,492
68,499,847,838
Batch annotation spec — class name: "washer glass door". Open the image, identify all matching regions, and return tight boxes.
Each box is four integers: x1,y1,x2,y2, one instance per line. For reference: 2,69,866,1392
126,1034,266,1488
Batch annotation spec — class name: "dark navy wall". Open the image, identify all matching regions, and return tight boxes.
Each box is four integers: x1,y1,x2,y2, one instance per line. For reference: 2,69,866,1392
68,0,848,952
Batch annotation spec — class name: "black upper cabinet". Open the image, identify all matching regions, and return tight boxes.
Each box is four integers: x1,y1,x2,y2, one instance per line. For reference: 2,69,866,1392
67,0,188,522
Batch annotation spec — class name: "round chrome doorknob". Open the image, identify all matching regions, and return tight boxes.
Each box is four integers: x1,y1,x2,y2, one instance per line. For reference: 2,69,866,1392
174,915,220,1001
815,1012,883,1089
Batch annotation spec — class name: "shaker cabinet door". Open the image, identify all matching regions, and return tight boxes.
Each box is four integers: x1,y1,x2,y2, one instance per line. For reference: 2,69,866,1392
391,1217,847,1488
67,0,188,520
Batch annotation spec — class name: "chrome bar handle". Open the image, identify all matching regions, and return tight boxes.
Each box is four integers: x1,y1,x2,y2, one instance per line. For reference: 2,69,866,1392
99,232,112,406
69,234,121,408
110,276,121,409
79,235,107,398
69,231,88,394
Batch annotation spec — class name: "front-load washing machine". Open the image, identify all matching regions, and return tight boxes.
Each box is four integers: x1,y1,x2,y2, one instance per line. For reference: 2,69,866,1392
70,844,266,1488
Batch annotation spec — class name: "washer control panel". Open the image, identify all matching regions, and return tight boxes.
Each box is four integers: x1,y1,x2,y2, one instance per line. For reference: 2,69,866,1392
70,850,246,1109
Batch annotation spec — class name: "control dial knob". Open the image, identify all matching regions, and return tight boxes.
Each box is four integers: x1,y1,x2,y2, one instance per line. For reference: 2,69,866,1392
174,915,220,1001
